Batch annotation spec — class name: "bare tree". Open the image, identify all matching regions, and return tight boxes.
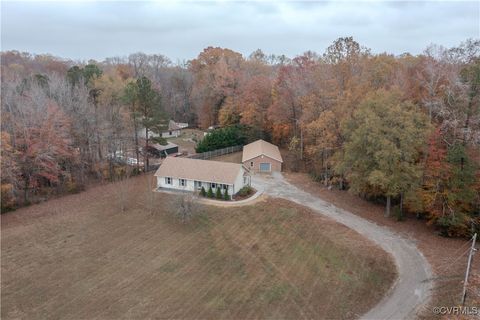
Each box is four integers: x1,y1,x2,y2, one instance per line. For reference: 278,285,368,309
175,194,196,224
146,173,157,215
114,165,133,213
417,44,449,121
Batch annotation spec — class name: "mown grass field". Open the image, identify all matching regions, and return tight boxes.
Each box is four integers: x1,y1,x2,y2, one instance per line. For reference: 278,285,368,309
1,175,396,319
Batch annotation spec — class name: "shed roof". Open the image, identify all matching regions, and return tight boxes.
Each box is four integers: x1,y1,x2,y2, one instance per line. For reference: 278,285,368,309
151,142,178,151
154,157,244,185
242,139,283,163
168,120,182,131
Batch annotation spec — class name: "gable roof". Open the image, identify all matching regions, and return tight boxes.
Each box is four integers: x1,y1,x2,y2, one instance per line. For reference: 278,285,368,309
242,139,283,163
154,157,244,185
168,120,182,131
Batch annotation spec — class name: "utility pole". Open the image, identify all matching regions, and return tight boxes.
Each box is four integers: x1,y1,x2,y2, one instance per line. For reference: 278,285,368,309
462,233,477,305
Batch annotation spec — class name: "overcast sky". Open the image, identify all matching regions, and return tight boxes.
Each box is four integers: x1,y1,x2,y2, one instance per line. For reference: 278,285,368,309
1,1,479,62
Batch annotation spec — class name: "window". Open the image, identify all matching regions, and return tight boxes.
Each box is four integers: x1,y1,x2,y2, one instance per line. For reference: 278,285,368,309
223,184,228,190
250,161,254,167
211,183,217,189
259,163,271,172
165,177,172,185
195,181,202,189
179,179,186,187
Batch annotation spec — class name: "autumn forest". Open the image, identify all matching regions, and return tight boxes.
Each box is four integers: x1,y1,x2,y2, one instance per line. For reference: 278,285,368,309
1,37,479,237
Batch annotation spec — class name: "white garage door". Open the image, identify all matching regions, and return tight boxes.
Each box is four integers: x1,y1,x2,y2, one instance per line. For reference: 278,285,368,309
259,163,271,172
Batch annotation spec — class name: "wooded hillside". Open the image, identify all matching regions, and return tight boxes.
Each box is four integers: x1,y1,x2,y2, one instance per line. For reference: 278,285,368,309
1,37,479,236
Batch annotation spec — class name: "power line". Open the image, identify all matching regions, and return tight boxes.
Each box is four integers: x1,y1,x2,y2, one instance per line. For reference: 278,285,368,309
436,244,472,275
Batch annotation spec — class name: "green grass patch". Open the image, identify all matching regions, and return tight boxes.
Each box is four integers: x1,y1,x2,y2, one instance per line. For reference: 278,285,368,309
158,261,179,273
261,283,291,304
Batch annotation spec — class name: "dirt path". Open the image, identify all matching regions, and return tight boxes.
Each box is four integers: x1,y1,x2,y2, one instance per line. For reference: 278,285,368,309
252,173,433,320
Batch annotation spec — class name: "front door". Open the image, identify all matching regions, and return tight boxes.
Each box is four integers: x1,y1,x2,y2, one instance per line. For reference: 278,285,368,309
194,181,202,189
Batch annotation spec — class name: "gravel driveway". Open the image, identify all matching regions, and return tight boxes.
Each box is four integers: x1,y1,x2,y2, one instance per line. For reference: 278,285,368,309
252,172,433,320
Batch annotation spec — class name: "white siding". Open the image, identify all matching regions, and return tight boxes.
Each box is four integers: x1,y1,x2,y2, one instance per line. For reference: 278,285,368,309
157,176,195,191
157,176,240,195
161,130,180,138
232,167,248,194
156,167,249,196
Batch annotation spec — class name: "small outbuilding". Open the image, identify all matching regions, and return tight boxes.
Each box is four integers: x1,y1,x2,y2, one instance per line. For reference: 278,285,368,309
242,139,283,173
155,157,250,195
148,142,179,157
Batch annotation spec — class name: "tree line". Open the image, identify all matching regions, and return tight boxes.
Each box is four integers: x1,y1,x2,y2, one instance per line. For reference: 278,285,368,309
1,37,479,236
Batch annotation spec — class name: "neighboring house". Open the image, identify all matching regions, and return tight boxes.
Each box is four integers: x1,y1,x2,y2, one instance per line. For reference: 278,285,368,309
147,142,179,158
176,121,189,129
242,139,283,173
155,157,250,195
161,120,188,138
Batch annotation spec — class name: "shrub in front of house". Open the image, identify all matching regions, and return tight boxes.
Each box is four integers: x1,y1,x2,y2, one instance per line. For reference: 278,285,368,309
237,186,254,197
200,186,206,197
223,188,230,201
215,187,222,199
207,187,214,198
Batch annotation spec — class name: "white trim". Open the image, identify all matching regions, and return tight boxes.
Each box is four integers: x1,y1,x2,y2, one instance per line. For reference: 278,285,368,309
158,176,237,186
243,154,284,164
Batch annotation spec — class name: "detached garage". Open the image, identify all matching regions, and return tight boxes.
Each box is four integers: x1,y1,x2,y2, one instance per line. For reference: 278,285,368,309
242,139,283,173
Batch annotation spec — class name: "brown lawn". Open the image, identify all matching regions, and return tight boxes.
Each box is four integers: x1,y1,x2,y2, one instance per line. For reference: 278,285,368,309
1,174,395,320
283,172,480,319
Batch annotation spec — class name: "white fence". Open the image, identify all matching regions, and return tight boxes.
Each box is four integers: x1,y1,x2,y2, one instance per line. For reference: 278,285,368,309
189,145,243,160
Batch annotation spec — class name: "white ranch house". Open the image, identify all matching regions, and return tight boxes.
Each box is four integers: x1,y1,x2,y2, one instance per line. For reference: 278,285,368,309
155,157,250,195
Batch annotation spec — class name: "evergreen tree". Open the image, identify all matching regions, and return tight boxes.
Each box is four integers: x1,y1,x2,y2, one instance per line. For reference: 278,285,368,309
195,125,248,152
215,187,222,199
223,188,230,201
136,76,168,169
83,64,102,85
207,187,214,198
436,144,478,236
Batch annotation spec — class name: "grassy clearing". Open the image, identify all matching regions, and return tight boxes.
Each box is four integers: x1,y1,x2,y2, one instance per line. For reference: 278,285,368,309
166,129,205,154
1,175,395,319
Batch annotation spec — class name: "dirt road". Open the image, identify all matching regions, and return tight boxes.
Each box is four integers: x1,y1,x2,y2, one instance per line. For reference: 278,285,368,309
252,173,433,320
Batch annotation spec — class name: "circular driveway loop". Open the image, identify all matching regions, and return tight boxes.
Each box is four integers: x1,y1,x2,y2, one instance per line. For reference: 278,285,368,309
252,173,433,320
